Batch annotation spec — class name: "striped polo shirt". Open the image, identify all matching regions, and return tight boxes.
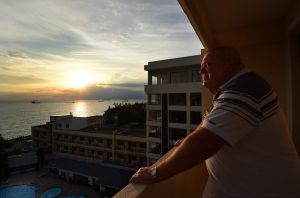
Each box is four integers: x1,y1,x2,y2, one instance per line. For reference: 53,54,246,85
202,68,300,197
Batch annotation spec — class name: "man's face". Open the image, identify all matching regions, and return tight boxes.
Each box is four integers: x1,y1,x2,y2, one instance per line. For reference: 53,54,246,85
200,52,227,93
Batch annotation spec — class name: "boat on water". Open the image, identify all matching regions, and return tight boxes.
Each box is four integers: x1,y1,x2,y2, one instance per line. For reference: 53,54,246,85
31,100,41,104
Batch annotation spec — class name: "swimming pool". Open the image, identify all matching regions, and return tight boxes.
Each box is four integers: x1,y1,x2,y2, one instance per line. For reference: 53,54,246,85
0,184,35,198
0,185,86,198
40,187,62,198
63,195,86,198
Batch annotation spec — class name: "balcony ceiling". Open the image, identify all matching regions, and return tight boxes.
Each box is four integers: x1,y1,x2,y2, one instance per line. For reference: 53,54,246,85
179,0,296,47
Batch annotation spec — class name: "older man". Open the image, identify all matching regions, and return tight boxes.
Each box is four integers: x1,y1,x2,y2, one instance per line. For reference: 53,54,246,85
130,46,300,198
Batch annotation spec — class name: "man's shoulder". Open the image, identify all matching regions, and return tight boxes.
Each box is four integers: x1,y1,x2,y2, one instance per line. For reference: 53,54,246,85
222,72,272,101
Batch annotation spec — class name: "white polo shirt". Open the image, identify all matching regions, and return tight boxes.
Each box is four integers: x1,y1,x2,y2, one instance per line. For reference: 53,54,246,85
202,69,300,198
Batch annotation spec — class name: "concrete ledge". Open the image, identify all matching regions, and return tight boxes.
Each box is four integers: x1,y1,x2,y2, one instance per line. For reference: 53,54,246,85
114,148,208,198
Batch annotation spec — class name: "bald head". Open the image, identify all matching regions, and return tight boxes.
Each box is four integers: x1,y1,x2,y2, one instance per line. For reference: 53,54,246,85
200,46,244,94
206,46,243,69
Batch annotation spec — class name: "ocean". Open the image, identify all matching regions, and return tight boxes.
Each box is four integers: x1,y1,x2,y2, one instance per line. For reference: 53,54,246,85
0,99,145,139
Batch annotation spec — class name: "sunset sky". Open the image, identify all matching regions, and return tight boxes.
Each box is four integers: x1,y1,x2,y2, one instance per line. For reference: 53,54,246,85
0,0,202,101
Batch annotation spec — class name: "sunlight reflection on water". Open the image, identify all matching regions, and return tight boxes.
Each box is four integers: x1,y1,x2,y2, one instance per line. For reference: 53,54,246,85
72,101,88,117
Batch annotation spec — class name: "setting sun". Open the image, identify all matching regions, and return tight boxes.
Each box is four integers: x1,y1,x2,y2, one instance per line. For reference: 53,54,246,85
67,70,96,89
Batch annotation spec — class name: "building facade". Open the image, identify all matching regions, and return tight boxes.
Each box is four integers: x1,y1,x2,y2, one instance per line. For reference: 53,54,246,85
144,55,202,165
31,115,147,168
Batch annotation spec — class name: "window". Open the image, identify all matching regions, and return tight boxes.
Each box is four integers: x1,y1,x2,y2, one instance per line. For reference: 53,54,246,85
148,110,161,121
130,156,137,160
97,138,103,143
170,71,188,84
169,93,186,105
169,111,186,123
129,142,137,147
191,111,202,125
169,128,187,140
190,93,201,106
117,154,124,159
149,143,161,154
66,123,69,128
140,142,146,148
148,126,161,138
79,148,84,152
151,73,167,85
80,136,85,141
151,75,158,85
148,94,161,105
192,69,200,82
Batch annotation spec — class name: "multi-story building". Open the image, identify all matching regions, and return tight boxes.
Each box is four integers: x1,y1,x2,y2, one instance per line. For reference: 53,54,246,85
32,114,147,191
32,115,147,168
144,55,202,165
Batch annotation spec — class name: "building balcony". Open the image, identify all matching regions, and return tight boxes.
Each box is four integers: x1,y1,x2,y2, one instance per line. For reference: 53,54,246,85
73,140,89,145
148,131,161,138
114,148,209,198
148,145,161,155
115,145,125,150
146,104,161,110
145,82,201,94
139,147,147,153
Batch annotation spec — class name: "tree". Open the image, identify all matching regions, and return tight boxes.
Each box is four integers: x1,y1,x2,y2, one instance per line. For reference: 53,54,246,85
103,102,146,126
0,134,9,180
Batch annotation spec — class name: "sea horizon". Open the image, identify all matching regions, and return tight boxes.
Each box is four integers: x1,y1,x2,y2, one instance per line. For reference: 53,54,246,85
0,99,146,140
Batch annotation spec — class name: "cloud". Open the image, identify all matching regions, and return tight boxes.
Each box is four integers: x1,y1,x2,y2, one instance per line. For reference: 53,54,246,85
0,74,48,85
7,50,29,59
0,83,145,101
0,0,202,96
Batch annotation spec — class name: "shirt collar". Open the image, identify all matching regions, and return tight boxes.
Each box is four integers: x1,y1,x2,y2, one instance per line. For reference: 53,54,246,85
213,68,250,101
219,67,250,90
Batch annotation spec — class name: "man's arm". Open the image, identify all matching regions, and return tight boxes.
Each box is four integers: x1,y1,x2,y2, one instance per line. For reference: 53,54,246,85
129,126,225,184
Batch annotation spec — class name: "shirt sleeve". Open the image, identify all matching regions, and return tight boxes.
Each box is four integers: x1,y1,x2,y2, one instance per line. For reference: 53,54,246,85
201,93,260,146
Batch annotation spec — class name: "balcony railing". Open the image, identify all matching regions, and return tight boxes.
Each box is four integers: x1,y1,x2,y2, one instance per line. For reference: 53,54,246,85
114,148,210,198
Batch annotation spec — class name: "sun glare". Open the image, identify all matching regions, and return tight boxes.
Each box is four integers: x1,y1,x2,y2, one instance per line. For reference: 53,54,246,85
67,70,95,89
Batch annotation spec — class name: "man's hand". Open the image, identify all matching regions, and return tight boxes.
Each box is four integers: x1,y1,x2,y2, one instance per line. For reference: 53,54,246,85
129,167,156,184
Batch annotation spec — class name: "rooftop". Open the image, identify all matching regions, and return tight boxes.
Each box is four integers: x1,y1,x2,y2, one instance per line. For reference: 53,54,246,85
50,157,136,189
144,55,201,71
80,124,146,138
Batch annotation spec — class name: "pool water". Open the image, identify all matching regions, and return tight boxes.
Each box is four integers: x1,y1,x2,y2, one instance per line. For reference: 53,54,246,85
0,185,85,198
40,187,62,198
63,195,86,198
0,184,35,198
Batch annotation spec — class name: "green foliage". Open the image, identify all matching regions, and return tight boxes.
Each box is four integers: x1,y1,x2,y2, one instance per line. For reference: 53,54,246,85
103,102,146,126
0,134,7,153
0,134,8,180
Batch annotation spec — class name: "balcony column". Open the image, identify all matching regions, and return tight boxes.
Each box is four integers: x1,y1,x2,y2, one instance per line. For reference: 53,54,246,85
148,72,152,85
112,134,115,162
186,92,191,133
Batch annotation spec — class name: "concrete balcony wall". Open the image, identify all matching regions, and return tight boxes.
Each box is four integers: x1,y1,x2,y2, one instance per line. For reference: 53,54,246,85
168,123,187,129
168,105,188,111
146,105,162,110
145,82,201,94
190,106,201,112
146,121,161,127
